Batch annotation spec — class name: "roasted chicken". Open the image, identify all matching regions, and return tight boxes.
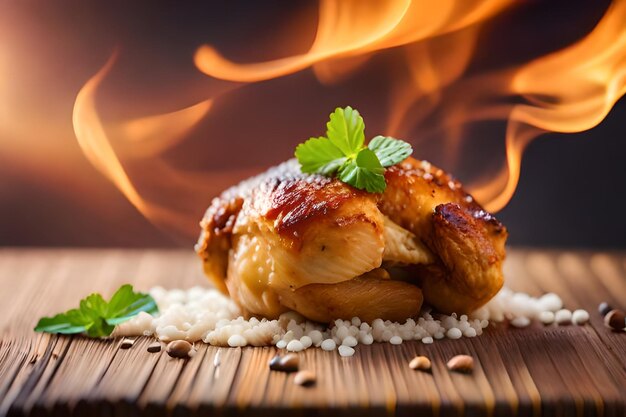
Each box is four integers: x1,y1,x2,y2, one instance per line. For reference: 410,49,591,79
196,157,506,322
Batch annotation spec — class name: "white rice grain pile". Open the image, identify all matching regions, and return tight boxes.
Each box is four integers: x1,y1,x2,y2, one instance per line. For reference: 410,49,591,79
115,285,585,355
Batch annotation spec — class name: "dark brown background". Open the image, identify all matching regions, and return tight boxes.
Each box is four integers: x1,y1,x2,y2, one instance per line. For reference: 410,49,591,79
0,0,624,248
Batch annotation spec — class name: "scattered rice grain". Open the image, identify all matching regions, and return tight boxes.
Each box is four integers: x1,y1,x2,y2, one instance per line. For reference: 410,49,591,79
446,328,462,339
510,317,531,328
308,330,323,346
286,340,304,352
539,293,563,312
555,309,572,325
227,334,247,347
338,345,355,357
539,311,555,325
572,309,590,325
389,336,403,345
360,333,374,345
321,339,336,351
300,336,313,348
463,327,477,338
342,336,358,347
115,285,583,357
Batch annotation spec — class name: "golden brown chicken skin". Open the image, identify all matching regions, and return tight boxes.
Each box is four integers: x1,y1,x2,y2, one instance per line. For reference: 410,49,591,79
196,157,506,321
380,158,507,313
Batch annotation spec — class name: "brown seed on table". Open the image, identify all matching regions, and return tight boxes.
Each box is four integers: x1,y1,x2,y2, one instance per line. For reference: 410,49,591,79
409,356,432,371
280,353,300,371
120,338,134,349
269,353,299,372
167,340,193,358
294,370,316,386
604,309,626,331
447,355,474,373
598,302,612,317
147,342,162,353
269,355,281,369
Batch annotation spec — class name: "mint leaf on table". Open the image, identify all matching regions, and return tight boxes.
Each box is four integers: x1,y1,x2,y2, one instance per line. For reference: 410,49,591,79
295,106,413,193
34,309,93,335
105,284,158,325
80,293,115,337
34,284,158,338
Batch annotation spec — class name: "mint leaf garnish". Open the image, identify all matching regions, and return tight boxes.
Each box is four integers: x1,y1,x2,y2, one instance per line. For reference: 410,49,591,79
34,284,158,338
326,106,365,156
368,135,413,167
295,137,346,175
338,148,386,193
295,106,413,193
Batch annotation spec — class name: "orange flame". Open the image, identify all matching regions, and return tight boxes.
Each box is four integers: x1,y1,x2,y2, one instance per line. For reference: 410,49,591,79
114,100,212,159
72,52,212,237
386,24,480,154
191,0,625,213
194,0,512,83
476,0,626,211
71,0,626,241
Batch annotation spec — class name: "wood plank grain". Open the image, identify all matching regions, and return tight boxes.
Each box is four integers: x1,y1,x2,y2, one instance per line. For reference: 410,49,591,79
0,248,624,417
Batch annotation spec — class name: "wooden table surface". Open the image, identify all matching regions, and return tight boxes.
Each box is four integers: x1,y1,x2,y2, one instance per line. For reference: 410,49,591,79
0,248,624,417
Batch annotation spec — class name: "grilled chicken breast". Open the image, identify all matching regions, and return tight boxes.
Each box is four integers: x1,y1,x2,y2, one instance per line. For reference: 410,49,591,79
196,157,506,321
